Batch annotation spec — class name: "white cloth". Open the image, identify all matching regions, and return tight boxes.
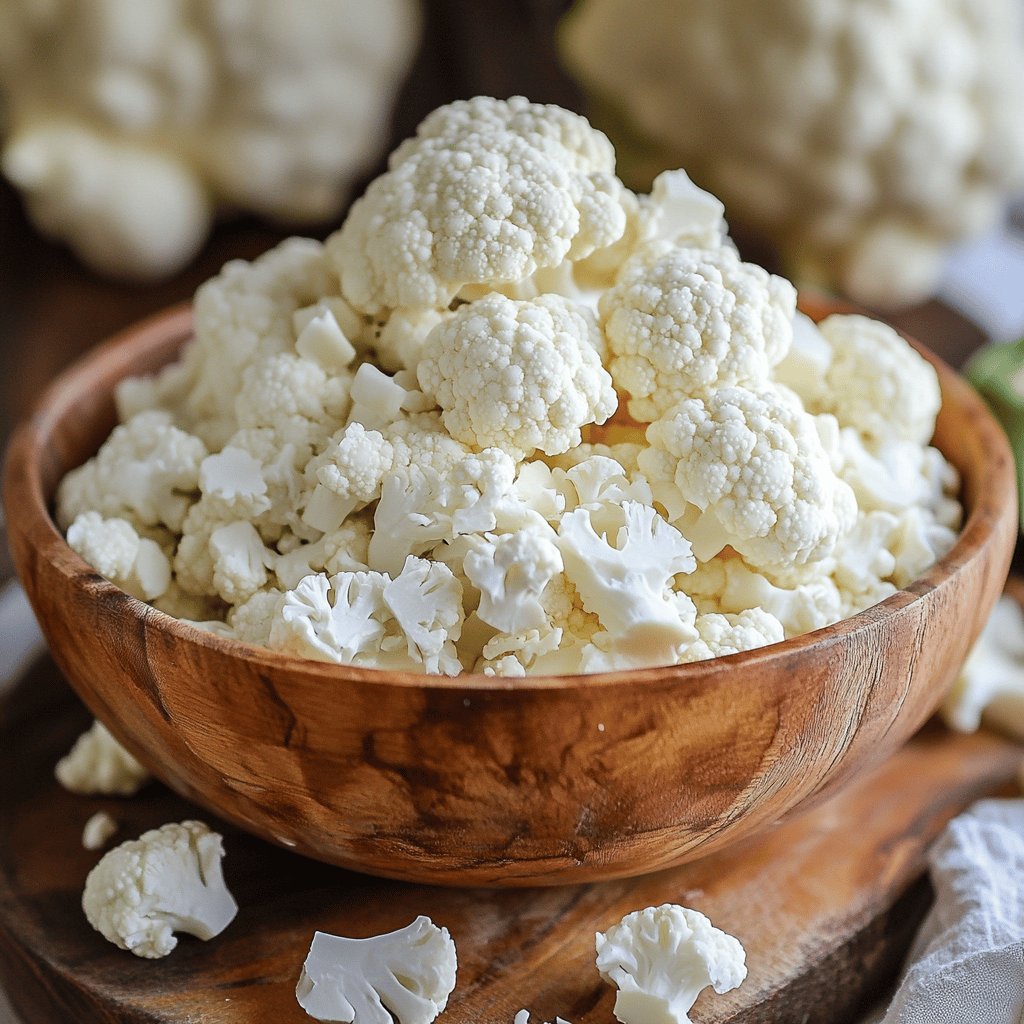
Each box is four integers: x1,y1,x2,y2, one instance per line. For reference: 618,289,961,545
879,800,1024,1023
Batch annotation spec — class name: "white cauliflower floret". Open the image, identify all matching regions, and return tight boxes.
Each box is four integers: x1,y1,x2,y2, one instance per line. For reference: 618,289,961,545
208,521,275,604
595,904,747,1024
226,588,282,647
514,1013,574,1024
0,0,420,279
802,315,942,446
464,530,564,634
82,820,238,959
942,596,1024,739
56,411,206,533
296,916,457,1024
643,386,857,571
82,811,119,851
55,720,151,797
328,95,628,315
269,558,464,675
601,246,796,421
417,293,617,460
561,0,1024,307
66,512,171,601
294,309,358,372
559,501,698,668
347,363,412,432
680,608,786,663
683,554,843,638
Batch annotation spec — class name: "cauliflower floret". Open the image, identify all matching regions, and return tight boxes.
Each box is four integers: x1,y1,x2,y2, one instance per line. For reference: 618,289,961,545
601,246,796,421
66,512,171,601
82,820,238,959
463,530,564,634
683,553,843,638
558,501,699,668
269,558,464,674
596,904,747,1024
417,293,617,460
328,95,628,315
802,315,942,446
55,720,150,797
680,608,786,663
56,411,206,533
943,596,1024,738
296,916,457,1024
226,588,282,646
643,385,857,571
207,521,275,604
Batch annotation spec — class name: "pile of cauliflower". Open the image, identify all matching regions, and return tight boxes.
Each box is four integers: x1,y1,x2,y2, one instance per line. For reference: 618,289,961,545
56,96,963,677
0,0,420,279
560,0,1024,309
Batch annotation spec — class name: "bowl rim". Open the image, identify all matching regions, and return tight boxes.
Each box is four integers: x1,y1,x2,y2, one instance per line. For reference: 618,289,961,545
3,298,1017,693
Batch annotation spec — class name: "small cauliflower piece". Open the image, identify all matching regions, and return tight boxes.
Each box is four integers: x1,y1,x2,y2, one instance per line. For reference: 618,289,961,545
328,95,627,314
295,310,358,372
66,512,171,601
208,521,275,604
348,363,412,432
803,315,942,447
296,916,457,1024
601,246,796,421
417,293,616,459
643,385,857,571
82,811,119,851
55,720,150,797
514,1012,574,1024
942,596,1024,739
679,608,785,663
56,411,207,533
463,530,564,634
559,501,698,667
596,904,747,1024
82,820,237,959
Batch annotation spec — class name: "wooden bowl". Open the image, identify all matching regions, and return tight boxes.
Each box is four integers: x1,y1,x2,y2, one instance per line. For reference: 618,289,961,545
4,298,1017,887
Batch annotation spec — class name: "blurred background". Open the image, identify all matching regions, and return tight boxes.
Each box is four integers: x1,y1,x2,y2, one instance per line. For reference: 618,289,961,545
2,0,1023,444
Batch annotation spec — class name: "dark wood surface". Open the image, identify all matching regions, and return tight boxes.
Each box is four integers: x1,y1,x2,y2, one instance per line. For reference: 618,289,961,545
0,658,1020,1024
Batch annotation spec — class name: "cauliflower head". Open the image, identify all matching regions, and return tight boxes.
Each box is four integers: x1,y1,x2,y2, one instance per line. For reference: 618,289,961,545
0,0,421,279
561,0,1024,307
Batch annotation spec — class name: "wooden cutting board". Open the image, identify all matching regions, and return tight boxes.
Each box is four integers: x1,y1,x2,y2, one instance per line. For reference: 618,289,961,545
0,657,1020,1024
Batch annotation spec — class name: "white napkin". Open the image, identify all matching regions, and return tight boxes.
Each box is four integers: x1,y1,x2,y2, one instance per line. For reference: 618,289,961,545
879,799,1024,1024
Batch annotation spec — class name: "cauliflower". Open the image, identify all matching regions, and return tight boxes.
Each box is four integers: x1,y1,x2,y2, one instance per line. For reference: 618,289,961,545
417,293,617,459
55,720,151,797
56,411,206,533
296,916,457,1024
514,1013,573,1024
942,596,1024,739
328,95,628,316
643,386,857,571
82,820,237,959
785,315,942,447
0,0,421,279
561,0,1024,307
82,811,119,852
595,904,747,1024
58,94,963,676
601,246,796,422
66,512,171,601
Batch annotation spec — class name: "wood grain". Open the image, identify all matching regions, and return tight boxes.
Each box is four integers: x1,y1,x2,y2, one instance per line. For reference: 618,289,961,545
0,662,1021,1024
3,299,1018,887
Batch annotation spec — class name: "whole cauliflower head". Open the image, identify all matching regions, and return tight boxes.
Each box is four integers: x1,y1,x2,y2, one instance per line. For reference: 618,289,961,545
561,0,1024,307
417,293,617,459
601,245,796,421
82,820,238,958
0,0,421,279
328,95,629,314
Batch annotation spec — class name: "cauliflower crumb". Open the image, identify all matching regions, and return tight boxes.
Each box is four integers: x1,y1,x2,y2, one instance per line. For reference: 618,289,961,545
55,720,151,797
